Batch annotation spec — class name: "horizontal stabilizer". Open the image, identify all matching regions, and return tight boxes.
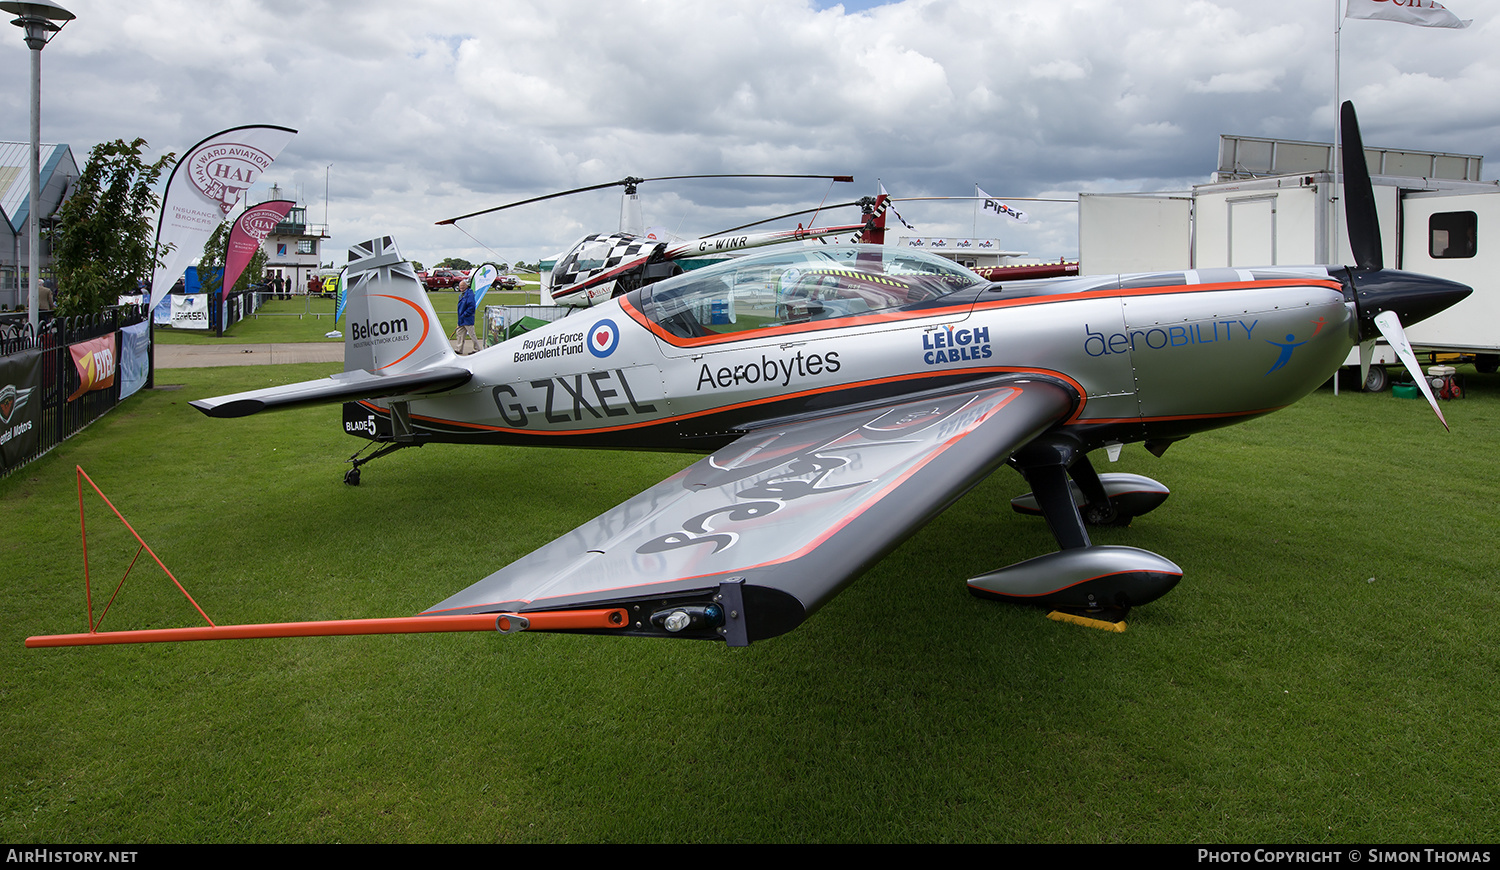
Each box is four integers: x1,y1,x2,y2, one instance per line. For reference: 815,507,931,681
190,367,472,418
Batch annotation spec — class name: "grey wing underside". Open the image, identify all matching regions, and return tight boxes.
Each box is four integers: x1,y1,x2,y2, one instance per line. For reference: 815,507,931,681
422,379,1076,644
189,367,472,418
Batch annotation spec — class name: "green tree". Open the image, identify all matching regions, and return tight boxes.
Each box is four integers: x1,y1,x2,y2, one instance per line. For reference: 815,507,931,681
197,221,267,297
410,260,425,272
51,138,175,316
437,257,473,270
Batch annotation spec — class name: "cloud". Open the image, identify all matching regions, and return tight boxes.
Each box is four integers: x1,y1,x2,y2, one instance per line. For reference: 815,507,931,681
3,0,1496,267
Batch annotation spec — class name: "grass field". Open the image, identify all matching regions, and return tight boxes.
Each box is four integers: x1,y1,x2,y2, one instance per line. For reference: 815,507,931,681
154,280,542,345
2,364,1498,843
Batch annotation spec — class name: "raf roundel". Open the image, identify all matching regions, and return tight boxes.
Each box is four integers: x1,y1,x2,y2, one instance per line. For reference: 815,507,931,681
587,319,620,358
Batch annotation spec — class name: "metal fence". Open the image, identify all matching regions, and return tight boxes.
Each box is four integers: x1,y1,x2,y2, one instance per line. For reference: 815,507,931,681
483,304,574,348
0,304,151,479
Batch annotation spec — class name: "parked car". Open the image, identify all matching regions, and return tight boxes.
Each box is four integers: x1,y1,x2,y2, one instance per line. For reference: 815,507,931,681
423,268,466,290
499,274,519,288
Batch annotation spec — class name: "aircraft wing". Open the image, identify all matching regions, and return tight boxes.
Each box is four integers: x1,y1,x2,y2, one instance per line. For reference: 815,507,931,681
190,367,472,418
423,378,1075,644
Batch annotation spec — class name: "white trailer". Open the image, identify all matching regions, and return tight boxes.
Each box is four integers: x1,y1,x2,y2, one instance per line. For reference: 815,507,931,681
1080,133,1499,388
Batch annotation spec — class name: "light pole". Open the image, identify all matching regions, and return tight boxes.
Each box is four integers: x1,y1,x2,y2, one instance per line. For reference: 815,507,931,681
2,0,73,336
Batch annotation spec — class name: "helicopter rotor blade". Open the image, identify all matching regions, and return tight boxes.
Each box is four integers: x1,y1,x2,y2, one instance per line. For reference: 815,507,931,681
636,173,854,185
436,180,638,226
710,200,867,235
438,174,854,226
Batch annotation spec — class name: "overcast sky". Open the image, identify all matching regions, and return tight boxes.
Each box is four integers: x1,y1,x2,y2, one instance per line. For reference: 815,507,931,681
5,0,1498,267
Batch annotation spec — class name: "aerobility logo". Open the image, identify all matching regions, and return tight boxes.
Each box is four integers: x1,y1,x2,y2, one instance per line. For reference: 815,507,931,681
922,325,992,366
1265,316,1326,375
1084,319,1258,357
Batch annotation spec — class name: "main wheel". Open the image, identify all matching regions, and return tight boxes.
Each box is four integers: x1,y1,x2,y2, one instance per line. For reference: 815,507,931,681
344,467,361,486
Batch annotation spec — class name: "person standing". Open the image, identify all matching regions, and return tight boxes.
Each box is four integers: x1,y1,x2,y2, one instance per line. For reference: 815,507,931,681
454,279,478,354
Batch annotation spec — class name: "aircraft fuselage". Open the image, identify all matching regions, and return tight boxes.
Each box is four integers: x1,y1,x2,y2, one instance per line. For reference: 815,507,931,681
347,265,1355,454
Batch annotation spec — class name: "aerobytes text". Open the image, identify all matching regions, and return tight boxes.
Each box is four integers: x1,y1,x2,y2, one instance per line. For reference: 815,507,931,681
695,351,841,391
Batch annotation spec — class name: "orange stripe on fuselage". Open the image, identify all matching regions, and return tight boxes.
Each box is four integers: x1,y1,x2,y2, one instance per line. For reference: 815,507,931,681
362,366,1090,436
619,278,1344,349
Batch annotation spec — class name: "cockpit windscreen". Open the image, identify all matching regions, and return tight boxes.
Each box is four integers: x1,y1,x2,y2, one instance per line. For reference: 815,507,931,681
641,245,984,339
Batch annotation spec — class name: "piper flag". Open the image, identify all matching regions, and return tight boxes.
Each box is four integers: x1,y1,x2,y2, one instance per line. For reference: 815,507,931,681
1345,0,1470,28
977,186,1029,223
150,125,297,310
223,200,295,300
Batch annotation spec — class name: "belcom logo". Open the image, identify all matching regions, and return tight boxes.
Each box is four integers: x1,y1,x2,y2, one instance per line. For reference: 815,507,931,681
349,316,410,341
355,294,431,371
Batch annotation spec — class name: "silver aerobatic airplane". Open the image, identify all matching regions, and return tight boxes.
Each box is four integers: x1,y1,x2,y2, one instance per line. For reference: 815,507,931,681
27,105,1471,649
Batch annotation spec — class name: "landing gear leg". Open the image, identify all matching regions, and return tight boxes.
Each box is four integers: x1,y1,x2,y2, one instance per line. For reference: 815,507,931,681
1067,452,1124,526
343,440,419,486
968,436,1182,619
1010,438,1090,550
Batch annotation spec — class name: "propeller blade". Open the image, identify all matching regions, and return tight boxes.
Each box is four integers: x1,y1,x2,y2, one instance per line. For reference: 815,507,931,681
1359,338,1375,389
1341,101,1384,272
1374,310,1448,431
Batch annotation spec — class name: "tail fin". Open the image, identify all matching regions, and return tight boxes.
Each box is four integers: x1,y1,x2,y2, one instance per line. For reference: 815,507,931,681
343,236,456,374
190,236,471,418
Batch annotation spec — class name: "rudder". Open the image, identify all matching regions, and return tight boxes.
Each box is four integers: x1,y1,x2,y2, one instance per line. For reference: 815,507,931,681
342,236,456,375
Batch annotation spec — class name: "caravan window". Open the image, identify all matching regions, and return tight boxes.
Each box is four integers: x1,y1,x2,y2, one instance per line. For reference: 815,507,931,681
1430,211,1477,259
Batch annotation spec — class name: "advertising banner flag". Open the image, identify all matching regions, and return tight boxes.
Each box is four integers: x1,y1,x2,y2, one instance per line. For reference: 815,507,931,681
472,263,500,308
224,200,295,299
334,265,349,325
1346,0,1470,28
67,334,118,402
150,125,297,310
170,294,210,330
0,349,42,471
119,321,151,400
977,186,1029,223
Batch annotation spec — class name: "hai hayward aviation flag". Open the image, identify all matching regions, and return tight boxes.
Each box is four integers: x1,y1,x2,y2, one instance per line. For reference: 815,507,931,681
149,125,297,311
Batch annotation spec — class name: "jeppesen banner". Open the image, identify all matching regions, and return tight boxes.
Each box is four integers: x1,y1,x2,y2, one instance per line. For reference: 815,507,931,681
150,126,297,310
